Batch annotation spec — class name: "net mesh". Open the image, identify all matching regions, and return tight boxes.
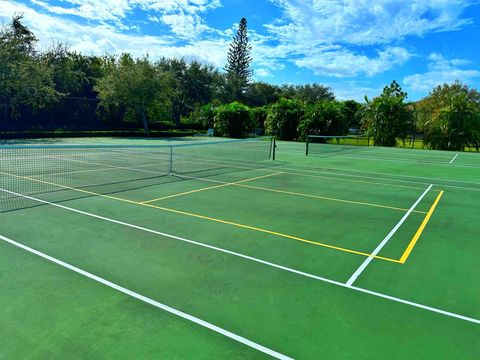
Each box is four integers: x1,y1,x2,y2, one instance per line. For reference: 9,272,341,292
0,138,273,212
306,135,370,155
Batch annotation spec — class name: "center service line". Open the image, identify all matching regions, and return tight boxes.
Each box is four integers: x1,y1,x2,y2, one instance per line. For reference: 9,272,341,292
345,184,433,287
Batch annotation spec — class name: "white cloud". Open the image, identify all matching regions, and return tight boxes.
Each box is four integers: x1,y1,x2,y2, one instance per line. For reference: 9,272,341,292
404,53,480,92
1,0,477,85
328,82,382,102
31,0,132,22
255,68,273,78
135,0,221,14
136,0,222,38
0,0,228,66
295,47,412,78
29,0,222,38
266,0,473,45
261,0,474,77
160,13,209,38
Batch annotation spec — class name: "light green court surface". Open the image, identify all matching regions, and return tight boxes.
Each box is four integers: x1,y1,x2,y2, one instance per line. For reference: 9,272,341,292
1,137,479,359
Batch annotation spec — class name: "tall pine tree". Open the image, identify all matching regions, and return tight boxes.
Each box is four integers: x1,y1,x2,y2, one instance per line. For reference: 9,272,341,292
224,18,252,102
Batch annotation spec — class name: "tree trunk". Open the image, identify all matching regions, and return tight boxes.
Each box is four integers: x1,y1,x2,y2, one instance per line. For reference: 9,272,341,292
141,108,150,137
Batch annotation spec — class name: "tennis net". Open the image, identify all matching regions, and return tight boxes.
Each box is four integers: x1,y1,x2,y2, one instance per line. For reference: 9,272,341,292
305,135,370,156
0,137,274,212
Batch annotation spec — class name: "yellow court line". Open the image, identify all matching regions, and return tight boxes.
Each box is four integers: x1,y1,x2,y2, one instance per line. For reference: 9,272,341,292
399,190,444,264
140,172,282,203
141,183,232,203
172,173,428,214
230,182,427,214
141,202,400,263
166,156,438,192
272,168,443,193
1,171,400,263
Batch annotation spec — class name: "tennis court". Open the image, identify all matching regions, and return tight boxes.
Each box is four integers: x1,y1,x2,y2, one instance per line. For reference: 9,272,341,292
1,137,479,359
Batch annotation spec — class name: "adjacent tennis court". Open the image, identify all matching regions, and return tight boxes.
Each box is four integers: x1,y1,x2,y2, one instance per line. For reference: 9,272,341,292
1,137,479,359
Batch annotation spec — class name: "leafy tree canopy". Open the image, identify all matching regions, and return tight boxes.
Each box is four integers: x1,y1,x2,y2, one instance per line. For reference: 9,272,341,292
298,100,348,140
0,15,61,118
280,83,335,104
416,81,480,150
213,101,253,138
362,80,413,147
94,54,173,133
265,98,304,140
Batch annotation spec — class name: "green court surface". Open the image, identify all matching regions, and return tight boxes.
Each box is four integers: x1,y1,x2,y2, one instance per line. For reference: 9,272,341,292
1,137,479,359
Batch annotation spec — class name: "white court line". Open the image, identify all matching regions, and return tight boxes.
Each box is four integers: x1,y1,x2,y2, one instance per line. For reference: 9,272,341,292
47,155,170,175
450,154,459,164
274,164,480,190
104,149,272,170
308,153,480,169
47,154,263,177
346,184,433,287
0,234,291,360
33,162,172,178
1,188,479,326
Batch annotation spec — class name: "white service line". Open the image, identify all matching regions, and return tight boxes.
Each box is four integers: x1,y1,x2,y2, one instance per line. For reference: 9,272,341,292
308,153,480,169
1,188,479,326
450,153,459,164
345,184,433,287
0,234,292,360
276,163,480,187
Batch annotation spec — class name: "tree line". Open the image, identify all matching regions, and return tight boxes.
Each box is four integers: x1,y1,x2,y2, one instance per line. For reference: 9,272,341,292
1,15,479,151
0,16,334,132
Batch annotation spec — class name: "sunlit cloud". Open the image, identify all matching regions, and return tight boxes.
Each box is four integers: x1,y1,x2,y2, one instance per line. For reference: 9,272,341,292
1,0,478,99
404,53,480,92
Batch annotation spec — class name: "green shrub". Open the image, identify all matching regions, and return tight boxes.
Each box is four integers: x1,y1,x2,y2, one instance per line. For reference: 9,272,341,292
265,98,303,140
186,103,218,127
213,102,253,138
298,101,348,140
418,82,480,151
251,106,268,131
361,81,413,147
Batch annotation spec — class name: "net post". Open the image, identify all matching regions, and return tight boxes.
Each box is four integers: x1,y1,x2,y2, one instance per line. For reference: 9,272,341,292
306,135,309,156
272,137,276,161
168,146,173,175
269,137,273,160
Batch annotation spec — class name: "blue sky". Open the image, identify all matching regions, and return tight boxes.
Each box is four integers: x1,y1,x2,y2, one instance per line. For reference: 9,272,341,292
1,0,480,101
